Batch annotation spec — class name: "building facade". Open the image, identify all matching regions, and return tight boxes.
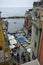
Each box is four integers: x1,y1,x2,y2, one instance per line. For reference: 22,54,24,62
31,1,43,61
23,9,32,37
31,20,41,59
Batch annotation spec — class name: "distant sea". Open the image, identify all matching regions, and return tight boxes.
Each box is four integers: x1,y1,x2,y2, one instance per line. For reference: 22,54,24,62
1,7,29,33
7,19,25,33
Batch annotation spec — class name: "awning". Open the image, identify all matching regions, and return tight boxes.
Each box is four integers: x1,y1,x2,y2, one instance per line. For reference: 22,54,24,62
17,36,24,41
27,48,31,53
15,34,20,37
9,45,16,50
9,39,17,45
8,34,15,40
21,41,31,48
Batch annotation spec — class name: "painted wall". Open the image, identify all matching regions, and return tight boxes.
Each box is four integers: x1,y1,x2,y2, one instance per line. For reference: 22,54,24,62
31,22,40,59
38,22,43,65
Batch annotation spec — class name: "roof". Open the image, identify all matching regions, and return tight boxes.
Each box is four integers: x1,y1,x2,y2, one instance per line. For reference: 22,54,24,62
21,59,40,65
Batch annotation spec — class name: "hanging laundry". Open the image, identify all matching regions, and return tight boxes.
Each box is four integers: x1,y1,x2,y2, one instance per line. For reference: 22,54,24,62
37,11,40,18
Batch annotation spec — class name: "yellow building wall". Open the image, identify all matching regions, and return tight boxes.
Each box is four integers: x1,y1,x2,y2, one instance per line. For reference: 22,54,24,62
0,19,10,65
0,19,8,52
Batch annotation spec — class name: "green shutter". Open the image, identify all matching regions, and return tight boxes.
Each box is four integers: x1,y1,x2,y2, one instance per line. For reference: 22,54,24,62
36,28,38,35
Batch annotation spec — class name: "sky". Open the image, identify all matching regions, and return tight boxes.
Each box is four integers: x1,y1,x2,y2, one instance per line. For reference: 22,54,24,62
0,0,40,17
0,0,40,7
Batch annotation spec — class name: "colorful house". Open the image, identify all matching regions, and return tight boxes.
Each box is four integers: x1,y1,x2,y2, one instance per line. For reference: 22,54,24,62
30,1,43,64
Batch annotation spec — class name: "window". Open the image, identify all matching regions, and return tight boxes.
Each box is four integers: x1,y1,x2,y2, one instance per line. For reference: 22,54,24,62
0,47,2,50
35,11,37,17
34,41,37,48
36,28,38,35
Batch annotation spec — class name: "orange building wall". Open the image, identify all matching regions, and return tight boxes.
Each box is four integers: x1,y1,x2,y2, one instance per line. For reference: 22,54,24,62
24,17,28,29
38,22,43,65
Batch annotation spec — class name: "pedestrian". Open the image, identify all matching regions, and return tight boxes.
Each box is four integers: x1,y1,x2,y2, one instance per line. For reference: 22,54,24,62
21,52,26,63
17,43,20,50
28,56,30,61
17,53,20,62
28,53,31,61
